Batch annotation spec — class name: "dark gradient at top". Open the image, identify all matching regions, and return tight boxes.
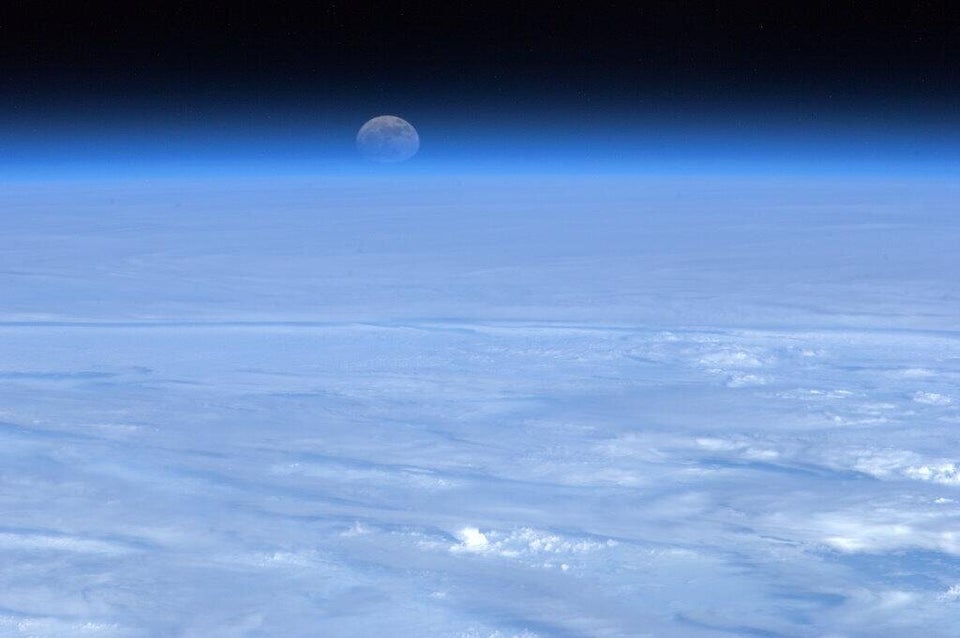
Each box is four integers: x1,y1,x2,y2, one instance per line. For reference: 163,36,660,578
0,2,957,177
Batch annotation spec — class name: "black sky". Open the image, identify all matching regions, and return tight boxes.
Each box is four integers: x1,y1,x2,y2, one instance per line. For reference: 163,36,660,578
1,1,957,118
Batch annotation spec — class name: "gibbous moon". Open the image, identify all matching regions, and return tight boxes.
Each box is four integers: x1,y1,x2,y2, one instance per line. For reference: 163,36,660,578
356,115,420,163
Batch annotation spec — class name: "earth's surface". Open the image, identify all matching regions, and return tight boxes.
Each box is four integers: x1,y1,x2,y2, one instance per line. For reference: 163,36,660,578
1,175,958,636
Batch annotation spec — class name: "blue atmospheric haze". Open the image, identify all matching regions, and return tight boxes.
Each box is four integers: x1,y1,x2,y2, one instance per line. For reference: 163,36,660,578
0,113,959,636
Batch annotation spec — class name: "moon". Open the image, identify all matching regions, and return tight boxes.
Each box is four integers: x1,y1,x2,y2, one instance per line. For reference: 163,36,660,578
356,115,420,163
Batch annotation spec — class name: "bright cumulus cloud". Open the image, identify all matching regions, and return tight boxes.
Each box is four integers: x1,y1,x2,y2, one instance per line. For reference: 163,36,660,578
453,527,490,552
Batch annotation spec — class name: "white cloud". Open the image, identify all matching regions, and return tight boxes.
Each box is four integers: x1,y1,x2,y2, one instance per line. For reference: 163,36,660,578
938,585,960,602
912,391,953,406
815,512,960,555
450,527,615,562
0,532,133,555
904,463,960,485
452,527,489,553
899,368,935,378
726,373,769,387
693,437,780,461
698,349,766,369
831,449,960,486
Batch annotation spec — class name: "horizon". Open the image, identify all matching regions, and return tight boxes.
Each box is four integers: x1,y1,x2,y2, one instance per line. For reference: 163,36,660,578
3,109,958,179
